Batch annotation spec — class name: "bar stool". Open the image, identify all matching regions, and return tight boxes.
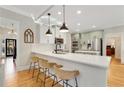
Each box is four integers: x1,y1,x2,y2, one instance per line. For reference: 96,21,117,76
52,66,80,87
44,62,63,87
28,56,40,78
36,58,49,86
36,60,62,87
51,64,63,86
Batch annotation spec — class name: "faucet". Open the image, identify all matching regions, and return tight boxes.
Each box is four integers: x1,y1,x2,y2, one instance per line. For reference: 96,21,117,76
54,43,63,54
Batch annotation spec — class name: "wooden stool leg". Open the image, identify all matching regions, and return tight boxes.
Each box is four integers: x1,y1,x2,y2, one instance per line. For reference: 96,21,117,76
36,67,40,82
43,68,47,87
52,75,56,87
28,62,32,73
32,63,35,78
41,68,47,87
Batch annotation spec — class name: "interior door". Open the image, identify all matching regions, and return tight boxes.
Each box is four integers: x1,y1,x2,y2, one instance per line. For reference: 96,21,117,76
6,39,16,57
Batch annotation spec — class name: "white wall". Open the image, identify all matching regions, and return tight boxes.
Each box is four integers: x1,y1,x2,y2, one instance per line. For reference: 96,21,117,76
121,32,124,64
103,26,124,64
66,32,72,52
32,43,54,52
115,37,121,59
0,7,40,70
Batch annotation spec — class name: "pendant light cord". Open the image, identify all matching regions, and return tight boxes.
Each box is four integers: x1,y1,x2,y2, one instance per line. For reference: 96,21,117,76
48,13,51,29
12,23,14,32
63,5,65,23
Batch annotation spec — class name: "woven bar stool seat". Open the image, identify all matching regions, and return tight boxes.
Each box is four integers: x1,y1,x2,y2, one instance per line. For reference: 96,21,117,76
52,66,80,87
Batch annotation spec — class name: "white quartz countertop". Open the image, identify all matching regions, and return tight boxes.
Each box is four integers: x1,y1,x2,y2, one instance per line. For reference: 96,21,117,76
32,51,111,69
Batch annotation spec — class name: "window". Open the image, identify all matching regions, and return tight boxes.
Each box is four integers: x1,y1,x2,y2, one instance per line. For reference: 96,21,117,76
24,28,34,43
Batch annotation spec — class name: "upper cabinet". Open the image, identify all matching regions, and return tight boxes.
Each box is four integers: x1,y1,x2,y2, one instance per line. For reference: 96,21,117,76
71,33,80,41
82,31,103,39
71,31,103,41
71,30,104,51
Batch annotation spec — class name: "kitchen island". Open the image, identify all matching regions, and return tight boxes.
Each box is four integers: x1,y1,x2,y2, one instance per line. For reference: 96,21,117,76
32,50,111,87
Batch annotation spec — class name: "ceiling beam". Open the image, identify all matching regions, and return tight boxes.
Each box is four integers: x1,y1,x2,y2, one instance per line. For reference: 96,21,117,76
36,5,54,20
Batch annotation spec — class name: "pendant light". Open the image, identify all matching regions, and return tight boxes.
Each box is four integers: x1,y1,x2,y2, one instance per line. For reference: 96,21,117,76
8,24,17,35
46,13,52,36
60,5,69,32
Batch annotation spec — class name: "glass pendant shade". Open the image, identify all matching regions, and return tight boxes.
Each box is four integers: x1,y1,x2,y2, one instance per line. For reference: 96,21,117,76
8,24,17,35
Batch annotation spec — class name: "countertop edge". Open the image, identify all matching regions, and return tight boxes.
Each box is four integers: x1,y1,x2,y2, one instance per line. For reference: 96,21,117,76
31,51,111,69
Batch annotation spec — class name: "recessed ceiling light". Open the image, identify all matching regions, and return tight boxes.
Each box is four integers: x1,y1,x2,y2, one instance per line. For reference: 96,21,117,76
77,10,82,14
92,25,96,28
77,23,81,26
58,12,62,15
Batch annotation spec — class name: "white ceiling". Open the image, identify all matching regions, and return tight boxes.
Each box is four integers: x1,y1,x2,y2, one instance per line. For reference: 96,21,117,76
1,5,124,33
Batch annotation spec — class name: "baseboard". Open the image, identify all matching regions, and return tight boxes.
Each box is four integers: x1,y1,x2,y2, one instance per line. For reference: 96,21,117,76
16,65,29,71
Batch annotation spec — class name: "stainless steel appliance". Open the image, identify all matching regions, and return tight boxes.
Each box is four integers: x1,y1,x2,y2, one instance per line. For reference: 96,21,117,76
92,38,103,55
54,38,64,54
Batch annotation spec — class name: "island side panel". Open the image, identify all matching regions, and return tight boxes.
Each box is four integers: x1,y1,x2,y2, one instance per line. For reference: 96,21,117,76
34,53,108,87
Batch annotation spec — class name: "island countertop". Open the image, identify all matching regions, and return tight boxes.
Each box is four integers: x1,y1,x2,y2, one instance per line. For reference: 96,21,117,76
32,50,111,69
32,50,111,86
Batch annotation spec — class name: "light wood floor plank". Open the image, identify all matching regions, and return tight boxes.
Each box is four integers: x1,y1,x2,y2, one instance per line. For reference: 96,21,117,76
2,57,124,87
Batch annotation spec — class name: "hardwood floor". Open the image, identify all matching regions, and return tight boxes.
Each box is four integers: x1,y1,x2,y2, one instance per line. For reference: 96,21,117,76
1,56,124,87
4,69,62,87
108,57,124,87
1,57,62,87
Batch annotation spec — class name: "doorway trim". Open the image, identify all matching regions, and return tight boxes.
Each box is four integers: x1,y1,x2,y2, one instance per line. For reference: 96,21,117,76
6,39,17,57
